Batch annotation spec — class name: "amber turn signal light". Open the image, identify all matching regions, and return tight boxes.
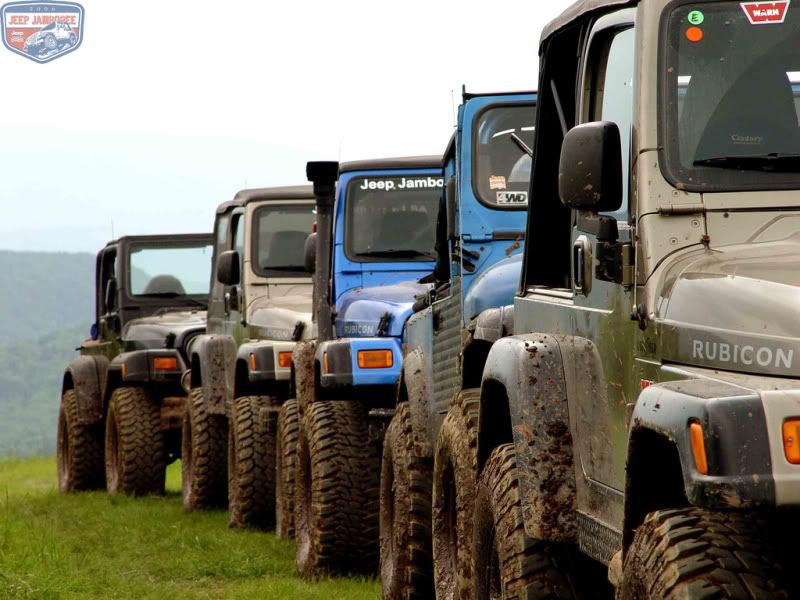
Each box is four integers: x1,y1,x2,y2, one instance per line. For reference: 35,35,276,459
783,418,800,464
323,352,329,374
250,353,257,371
689,420,708,475
153,356,178,371
278,352,293,368
357,349,393,369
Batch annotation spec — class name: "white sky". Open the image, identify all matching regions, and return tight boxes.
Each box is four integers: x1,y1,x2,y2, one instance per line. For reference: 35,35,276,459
0,0,573,252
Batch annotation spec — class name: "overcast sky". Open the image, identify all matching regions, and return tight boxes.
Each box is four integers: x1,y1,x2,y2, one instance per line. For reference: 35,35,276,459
0,0,574,253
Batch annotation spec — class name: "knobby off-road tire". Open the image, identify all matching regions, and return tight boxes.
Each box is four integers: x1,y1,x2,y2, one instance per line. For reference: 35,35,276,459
294,400,380,577
228,395,277,530
380,402,434,599
620,508,792,599
276,398,299,539
432,388,481,599
57,389,105,492
105,386,165,496
182,387,228,511
473,444,581,599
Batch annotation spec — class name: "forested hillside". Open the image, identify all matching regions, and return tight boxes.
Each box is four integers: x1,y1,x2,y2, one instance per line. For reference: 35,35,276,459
0,250,95,456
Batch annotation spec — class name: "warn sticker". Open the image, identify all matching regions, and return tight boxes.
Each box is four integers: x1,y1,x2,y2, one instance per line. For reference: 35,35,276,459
740,1,790,24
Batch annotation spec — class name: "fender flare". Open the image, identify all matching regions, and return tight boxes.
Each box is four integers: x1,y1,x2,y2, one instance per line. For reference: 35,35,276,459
472,304,514,343
293,339,318,412
62,355,108,425
398,348,435,456
481,333,577,543
626,379,774,529
190,334,236,414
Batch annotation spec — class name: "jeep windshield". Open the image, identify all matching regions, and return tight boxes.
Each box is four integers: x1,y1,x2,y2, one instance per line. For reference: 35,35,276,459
129,242,213,300
473,104,536,208
253,204,316,277
345,175,442,262
662,1,800,191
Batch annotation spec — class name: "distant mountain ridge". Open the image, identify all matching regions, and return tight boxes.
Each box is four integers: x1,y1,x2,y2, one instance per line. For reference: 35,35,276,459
0,249,95,343
0,249,95,455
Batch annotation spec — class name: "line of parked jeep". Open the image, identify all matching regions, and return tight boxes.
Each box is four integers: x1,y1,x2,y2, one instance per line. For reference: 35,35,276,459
55,1,800,598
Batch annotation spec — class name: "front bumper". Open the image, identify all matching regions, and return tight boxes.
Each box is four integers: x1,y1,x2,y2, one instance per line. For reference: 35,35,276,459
317,338,403,388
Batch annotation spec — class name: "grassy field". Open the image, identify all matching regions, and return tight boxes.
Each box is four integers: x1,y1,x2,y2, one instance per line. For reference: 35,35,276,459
0,458,380,599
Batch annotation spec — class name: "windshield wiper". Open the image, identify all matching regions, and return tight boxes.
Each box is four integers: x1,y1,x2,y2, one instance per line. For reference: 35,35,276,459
355,250,436,260
139,292,208,309
694,153,800,172
262,265,306,271
510,133,533,158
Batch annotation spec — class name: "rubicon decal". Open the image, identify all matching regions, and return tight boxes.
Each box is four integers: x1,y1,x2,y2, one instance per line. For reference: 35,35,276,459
2,1,83,63
740,1,790,25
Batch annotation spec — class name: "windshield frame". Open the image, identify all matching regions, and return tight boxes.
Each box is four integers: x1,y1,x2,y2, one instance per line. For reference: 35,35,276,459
658,0,800,193
126,240,213,299
343,175,441,264
470,101,537,211
250,201,315,279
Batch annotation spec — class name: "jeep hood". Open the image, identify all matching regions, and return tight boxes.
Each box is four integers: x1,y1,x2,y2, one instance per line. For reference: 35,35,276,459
335,279,431,338
123,310,207,349
464,254,522,323
248,292,312,341
657,237,800,376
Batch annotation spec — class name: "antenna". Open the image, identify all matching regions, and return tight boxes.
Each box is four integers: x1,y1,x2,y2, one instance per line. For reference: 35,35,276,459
450,89,457,128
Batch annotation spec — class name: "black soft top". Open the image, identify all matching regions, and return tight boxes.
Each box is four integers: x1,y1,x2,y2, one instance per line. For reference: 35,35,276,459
339,156,441,174
541,0,635,45
232,185,314,205
105,233,213,248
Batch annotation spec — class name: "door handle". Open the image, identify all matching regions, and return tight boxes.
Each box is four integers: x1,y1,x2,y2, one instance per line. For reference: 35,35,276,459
573,235,592,296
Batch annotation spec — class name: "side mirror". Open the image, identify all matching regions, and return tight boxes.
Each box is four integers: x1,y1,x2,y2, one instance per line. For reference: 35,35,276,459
304,233,317,274
558,121,622,212
104,278,117,312
445,176,457,241
216,250,240,286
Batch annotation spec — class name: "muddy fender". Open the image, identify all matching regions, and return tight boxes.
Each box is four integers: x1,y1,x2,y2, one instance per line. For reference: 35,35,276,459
399,348,435,456
293,339,318,412
191,334,236,414
481,334,577,543
63,355,108,425
472,305,514,343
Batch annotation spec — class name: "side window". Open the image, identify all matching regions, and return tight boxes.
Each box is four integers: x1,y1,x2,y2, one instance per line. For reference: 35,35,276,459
587,27,635,221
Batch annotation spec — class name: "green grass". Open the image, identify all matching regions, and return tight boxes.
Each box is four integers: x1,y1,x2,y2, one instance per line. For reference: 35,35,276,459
0,458,380,599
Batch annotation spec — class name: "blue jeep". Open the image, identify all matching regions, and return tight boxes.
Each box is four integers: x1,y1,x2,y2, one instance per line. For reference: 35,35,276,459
379,90,537,598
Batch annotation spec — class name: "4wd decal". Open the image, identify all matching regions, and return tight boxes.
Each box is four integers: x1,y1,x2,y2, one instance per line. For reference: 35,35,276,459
496,191,528,206
2,1,83,63
740,1,790,25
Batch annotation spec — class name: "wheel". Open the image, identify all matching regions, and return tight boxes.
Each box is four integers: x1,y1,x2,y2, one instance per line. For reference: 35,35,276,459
57,389,104,492
44,34,56,50
380,402,434,599
276,399,299,539
68,33,76,46
473,444,581,599
620,508,792,599
294,400,380,577
432,389,480,599
105,386,165,496
228,395,277,530
181,387,228,511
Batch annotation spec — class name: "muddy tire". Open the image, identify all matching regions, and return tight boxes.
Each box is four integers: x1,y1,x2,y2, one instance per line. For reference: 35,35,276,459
276,398,299,539
181,387,228,511
57,389,105,492
294,400,380,577
473,444,580,599
105,386,165,496
432,389,480,599
228,395,277,530
620,508,791,599
380,402,434,599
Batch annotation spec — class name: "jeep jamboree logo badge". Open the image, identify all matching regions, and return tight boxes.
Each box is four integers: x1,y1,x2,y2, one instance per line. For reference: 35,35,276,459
2,1,83,63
